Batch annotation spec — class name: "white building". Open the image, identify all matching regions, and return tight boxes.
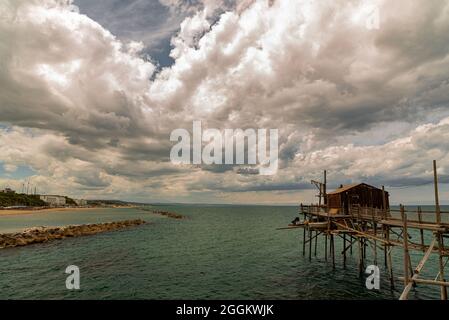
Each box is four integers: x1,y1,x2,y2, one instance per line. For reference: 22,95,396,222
40,195,66,207
0,188,15,194
74,199,87,206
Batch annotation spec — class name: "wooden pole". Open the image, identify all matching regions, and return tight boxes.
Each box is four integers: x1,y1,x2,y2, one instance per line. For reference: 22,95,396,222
358,237,363,275
302,204,306,256
323,170,327,206
433,160,441,225
418,206,425,251
372,211,378,266
437,234,447,300
382,185,388,267
400,278,449,287
318,185,322,206
302,228,306,256
386,224,395,289
401,205,410,289
331,234,335,269
350,236,353,255
433,160,448,300
343,233,347,268
309,228,312,261
324,233,328,261
382,186,387,218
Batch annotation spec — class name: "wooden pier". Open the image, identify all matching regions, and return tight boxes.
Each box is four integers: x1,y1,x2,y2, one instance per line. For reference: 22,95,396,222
287,160,449,300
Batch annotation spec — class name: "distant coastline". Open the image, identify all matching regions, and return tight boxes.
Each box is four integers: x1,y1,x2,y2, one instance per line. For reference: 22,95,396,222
0,205,139,216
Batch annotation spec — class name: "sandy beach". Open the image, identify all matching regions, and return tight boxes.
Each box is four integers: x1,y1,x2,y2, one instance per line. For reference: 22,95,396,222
0,206,137,216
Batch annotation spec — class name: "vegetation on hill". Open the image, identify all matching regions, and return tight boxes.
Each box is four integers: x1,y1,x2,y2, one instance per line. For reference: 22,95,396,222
87,200,130,207
64,196,77,206
0,193,46,207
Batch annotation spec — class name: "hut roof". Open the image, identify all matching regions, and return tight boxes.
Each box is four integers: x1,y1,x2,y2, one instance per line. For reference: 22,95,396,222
327,183,386,195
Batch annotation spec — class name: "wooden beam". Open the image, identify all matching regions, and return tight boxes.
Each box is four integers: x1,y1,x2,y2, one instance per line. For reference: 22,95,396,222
398,277,449,287
399,238,436,300
380,219,447,232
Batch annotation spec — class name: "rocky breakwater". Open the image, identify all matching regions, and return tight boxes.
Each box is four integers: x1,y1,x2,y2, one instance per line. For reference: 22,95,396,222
151,210,185,219
0,219,146,249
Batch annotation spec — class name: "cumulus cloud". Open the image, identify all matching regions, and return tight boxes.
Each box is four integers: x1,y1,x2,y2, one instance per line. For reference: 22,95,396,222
1,0,449,203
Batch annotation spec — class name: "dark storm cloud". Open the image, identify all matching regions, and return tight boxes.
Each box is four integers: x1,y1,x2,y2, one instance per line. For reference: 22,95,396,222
2,0,449,202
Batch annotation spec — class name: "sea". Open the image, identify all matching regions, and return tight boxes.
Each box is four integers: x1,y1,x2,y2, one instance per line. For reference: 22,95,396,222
0,204,447,300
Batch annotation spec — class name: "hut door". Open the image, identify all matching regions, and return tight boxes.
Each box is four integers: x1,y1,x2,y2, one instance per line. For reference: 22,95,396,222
349,194,360,214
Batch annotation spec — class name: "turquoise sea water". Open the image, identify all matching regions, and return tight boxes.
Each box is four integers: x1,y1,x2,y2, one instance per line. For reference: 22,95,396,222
0,205,446,300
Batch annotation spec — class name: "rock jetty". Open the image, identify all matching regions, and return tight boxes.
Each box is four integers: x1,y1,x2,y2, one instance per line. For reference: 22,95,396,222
0,219,146,249
151,210,184,219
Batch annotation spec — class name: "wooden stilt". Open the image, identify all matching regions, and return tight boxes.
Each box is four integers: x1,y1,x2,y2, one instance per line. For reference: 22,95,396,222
343,233,347,268
384,224,395,289
330,234,335,269
302,206,306,256
358,237,363,275
401,205,410,289
308,228,312,261
418,207,425,251
372,211,378,266
362,238,367,267
302,227,306,256
324,233,328,261
433,160,448,300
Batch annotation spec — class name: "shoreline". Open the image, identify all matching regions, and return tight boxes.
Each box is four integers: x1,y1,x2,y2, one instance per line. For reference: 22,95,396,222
0,206,139,216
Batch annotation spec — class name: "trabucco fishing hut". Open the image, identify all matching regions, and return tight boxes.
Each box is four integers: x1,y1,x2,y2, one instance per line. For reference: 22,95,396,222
283,160,449,300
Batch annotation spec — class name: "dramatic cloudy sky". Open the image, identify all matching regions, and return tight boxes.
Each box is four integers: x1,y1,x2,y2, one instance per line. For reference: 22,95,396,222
1,0,449,204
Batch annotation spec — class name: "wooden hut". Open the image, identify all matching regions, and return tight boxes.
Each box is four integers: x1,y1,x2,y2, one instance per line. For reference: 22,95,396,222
326,183,389,214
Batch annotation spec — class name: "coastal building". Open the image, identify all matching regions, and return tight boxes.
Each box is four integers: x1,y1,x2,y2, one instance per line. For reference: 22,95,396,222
326,183,389,215
74,199,87,206
0,188,15,194
39,195,66,207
